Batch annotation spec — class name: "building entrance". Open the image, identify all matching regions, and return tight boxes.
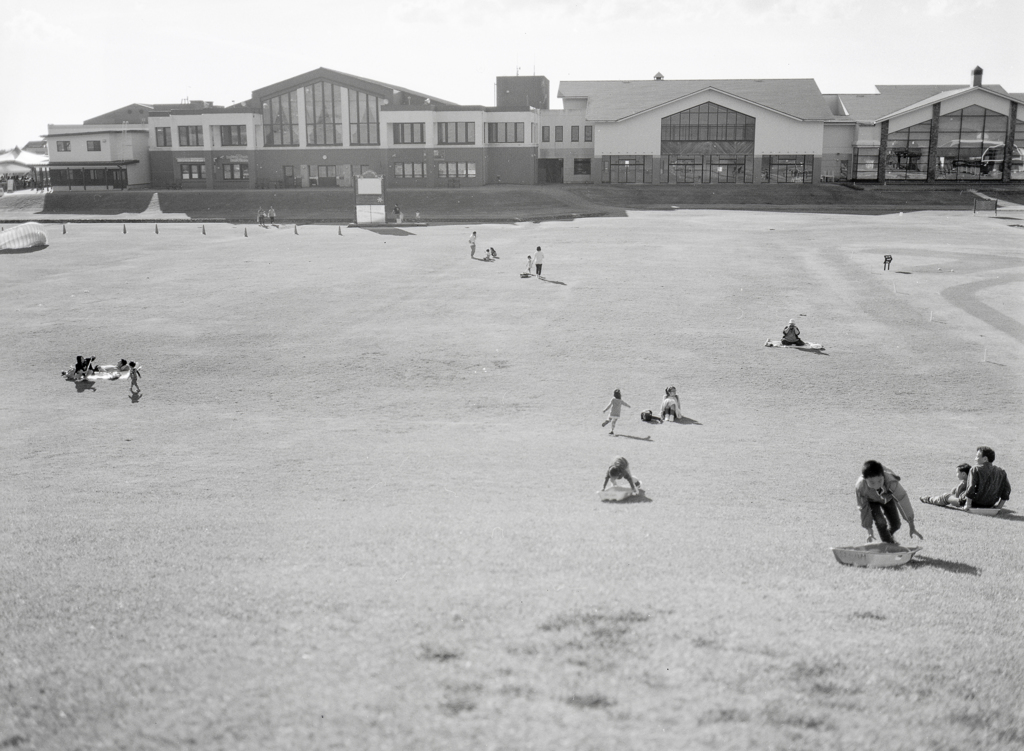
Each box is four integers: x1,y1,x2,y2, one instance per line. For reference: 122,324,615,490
537,158,563,184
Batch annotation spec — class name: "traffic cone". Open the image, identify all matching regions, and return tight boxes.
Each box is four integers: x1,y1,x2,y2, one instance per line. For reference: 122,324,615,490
338,226,342,235
294,225,298,235
155,224,159,234
123,224,127,234
244,227,248,237
63,224,67,235
202,225,206,235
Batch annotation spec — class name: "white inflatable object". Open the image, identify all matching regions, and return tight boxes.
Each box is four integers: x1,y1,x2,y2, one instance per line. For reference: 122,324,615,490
831,543,921,568
0,222,48,250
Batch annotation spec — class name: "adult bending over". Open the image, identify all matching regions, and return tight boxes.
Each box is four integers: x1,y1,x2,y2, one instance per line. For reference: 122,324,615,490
854,460,923,544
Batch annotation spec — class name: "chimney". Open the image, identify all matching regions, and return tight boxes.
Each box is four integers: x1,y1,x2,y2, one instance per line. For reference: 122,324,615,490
654,72,664,81
972,66,983,87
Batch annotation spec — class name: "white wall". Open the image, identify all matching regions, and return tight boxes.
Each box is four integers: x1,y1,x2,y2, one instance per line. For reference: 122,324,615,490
593,90,824,156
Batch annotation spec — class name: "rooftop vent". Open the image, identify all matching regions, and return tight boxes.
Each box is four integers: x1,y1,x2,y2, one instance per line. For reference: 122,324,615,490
972,66,983,87
654,72,664,81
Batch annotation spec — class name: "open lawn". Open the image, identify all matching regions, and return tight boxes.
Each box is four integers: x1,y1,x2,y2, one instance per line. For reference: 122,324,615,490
2,210,1023,751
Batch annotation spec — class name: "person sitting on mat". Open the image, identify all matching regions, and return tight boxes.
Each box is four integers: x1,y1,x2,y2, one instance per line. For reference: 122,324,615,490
920,464,971,507
661,386,681,422
781,319,805,346
602,456,638,494
963,446,1011,511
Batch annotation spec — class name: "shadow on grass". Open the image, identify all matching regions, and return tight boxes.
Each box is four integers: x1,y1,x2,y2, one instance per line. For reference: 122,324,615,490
665,415,702,426
0,244,48,255
907,555,980,576
538,276,567,286
895,271,913,274
73,379,97,393
129,391,143,404
601,492,653,504
612,432,652,441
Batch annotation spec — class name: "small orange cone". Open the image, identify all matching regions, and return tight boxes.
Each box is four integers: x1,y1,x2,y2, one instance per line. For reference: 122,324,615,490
123,224,127,234
155,224,159,234
202,224,206,235
338,226,342,235
294,225,298,235
244,227,248,237
63,224,67,234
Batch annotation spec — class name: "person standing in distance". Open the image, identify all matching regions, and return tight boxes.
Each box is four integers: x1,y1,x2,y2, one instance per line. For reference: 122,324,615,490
534,246,545,277
469,231,477,258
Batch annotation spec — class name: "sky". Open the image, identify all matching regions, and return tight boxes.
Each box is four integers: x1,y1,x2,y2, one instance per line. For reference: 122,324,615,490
2,0,1022,149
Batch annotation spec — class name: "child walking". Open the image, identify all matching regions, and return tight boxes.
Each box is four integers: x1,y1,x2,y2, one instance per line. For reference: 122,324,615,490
128,361,142,394
601,389,631,435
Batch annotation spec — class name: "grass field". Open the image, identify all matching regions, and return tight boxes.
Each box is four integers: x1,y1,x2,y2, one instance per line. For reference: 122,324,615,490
2,209,1023,751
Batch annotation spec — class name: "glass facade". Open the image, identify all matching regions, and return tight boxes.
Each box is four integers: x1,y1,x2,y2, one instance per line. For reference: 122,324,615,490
348,90,380,145
263,91,299,146
304,82,345,145
437,122,475,144
662,103,755,150
763,155,812,183
935,105,1009,181
885,121,930,180
607,155,652,183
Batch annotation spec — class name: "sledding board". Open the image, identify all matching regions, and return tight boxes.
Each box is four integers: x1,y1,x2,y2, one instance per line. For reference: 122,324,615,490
831,543,921,568
930,503,1005,516
63,370,125,382
765,339,825,350
597,480,643,502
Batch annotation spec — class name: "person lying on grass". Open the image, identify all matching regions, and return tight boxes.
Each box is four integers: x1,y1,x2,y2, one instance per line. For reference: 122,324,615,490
855,460,923,544
781,319,805,346
920,464,971,507
602,456,638,494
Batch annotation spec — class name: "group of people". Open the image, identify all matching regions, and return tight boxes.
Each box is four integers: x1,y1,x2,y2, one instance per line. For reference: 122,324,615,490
600,386,682,435
63,356,142,393
257,207,276,227
854,447,1011,544
469,233,545,276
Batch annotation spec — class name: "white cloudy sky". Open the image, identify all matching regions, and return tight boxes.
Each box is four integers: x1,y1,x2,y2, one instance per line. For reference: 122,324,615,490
2,0,1021,148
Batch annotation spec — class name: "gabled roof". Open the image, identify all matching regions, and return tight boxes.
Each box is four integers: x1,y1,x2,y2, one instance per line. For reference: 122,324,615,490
252,67,455,106
878,85,1024,123
557,79,835,122
831,84,1018,123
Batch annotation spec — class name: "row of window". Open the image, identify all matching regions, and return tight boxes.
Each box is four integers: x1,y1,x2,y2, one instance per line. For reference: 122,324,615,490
179,163,250,180
393,162,478,178
541,125,592,143
150,120,595,149
55,140,102,152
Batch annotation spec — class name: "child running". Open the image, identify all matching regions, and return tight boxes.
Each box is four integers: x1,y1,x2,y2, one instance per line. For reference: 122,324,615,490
601,389,631,435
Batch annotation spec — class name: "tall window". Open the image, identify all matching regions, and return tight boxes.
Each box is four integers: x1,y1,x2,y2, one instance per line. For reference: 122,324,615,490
764,155,812,183
571,126,579,142
661,103,755,156
542,126,550,142
219,125,247,147
935,105,1009,181
555,126,563,143
607,155,650,183
487,122,524,143
155,128,171,147
584,125,593,143
56,141,71,152
178,126,204,147
885,121,930,180
393,123,425,144
304,82,344,145
262,91,299,146
348,90,380,145
437,122,475,144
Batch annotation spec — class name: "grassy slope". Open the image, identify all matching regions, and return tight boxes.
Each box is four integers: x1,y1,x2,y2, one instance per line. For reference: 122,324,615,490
1,213,1023,751
17,183,1024,223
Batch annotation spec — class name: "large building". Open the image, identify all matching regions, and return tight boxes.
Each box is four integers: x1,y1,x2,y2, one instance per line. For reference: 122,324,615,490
43,65,1024,190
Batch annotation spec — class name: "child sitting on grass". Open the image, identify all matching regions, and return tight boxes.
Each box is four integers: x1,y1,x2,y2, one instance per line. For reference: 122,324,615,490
919,464,971,507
